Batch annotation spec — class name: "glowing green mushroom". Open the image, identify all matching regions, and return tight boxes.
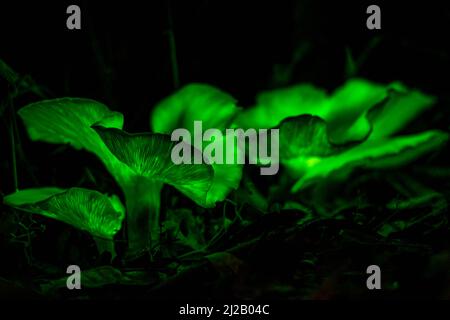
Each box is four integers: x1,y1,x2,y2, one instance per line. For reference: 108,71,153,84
17,98,214,257
18,98,129,182
151,83,240,136
233,78,444,192
151,83,243,206
3,187,125,255
278,115,340,174
235,79,436,145
92,126,213,255
278,115,448,192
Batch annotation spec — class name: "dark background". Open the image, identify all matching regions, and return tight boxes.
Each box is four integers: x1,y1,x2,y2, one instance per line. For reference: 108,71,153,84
1,1,449,108
0,0,449,300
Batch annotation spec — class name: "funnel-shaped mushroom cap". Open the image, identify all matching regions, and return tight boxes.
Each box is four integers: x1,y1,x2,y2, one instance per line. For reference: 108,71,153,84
151,83,239,136
92,126,214,207
18,98,123,150
150,83,243,206
4,187,125,239
18,98,128,183
235,79,436,145
278,116,448,192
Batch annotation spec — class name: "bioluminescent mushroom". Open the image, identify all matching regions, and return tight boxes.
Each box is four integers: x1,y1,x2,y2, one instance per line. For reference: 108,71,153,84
151,83,243,205
92,126,213,255
232,78,446,193
17,97,214,257
151,83,240,136
3,187,125,256
277,115,339,174
235,78,436,145
277,115,448,192
17,98,129,181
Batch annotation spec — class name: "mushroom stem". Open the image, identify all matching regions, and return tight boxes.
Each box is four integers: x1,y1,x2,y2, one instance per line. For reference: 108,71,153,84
123,176,163,258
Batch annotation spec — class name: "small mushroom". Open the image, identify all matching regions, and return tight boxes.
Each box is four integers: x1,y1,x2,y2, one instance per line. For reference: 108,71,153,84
3,187,125,256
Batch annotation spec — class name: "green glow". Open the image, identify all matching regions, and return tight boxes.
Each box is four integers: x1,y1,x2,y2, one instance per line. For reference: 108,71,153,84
279,115,337,162
235,79,435,145
151,83,243,206
2,187,66,205
92,126,214,207
326,78,388,144
289,129,448,192
276,115,338,174
17,98,141,254
92,126,217,255
151,83,239,136
4,187,125,256
234,78,444,192
15,99,150,256
14,79,444,260
18,98,131,184
207,159,243,206
202,133,243,206
306,157,322,167
235,83,327,130
367,88,436,140
18,98,124,149
278,113,447,192
17,96,236,257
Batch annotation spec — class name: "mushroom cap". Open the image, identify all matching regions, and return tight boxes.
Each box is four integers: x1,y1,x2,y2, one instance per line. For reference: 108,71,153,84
292,130,448,192
235,79,436,145
150,83,243,206
18,98,124,150
93,126,215,207
18,98,130,184
4,187,125,239
277,116,448,192
151,83,239,136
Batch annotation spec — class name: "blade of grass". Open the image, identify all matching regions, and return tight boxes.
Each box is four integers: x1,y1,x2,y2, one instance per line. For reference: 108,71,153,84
166,0,180,89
